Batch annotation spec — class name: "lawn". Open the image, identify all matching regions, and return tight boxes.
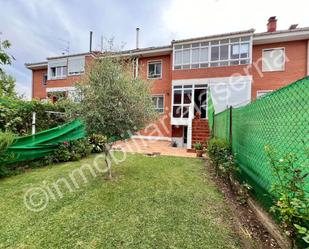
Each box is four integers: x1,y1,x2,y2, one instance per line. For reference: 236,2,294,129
0,153,242,249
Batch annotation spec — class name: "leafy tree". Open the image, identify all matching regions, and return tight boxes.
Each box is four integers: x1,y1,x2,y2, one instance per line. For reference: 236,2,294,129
0,37,17,98
76,57,156,178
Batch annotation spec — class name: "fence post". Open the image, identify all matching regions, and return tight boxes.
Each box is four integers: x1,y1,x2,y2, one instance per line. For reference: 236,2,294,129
32,112,36,135
212,110,215,138
229,106,233,147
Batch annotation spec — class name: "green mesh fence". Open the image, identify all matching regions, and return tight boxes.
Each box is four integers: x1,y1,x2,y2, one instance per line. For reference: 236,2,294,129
213,108,230,143
212,76,309,208
5,119,86,163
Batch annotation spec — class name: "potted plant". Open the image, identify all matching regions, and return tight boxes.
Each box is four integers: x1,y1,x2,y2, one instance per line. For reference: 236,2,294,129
194,142,203,157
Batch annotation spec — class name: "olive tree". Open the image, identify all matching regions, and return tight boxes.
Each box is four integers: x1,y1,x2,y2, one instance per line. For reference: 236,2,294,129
76,57,156,178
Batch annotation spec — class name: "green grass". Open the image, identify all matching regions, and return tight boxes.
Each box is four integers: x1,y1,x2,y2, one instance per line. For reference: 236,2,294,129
0,153,242,249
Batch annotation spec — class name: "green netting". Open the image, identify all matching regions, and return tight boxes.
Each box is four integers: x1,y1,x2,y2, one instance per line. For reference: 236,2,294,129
214,108,230,143
213,76,309,208
207,89,214,132
6,119,86,163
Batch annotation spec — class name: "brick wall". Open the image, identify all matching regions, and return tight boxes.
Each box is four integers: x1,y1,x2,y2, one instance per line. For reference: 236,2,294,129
137,54,172,137
251,40,308,99
32,68,48,99
172,64,251,80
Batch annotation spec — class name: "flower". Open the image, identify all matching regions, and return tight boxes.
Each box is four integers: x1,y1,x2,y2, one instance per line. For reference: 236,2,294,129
63,141,69,146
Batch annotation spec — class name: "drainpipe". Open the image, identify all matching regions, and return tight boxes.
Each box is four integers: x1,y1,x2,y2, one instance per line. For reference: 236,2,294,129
187,103,193,149
307,40,309,75
135,57,139,79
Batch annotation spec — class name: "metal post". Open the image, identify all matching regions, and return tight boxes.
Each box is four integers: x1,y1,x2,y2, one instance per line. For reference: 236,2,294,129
32,112,36,135
229,106,233,146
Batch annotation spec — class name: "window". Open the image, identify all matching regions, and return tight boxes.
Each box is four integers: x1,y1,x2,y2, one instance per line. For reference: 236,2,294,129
257,90,273,98
172,85,193,118
152,95,164,113
68,57,85,75
262,48,285,72
42,74,47,86
50,66,67,79
148,61,162,79
173,36,251,70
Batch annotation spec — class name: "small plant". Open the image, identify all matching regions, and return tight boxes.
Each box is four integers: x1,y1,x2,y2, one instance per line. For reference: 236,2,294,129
194,142,203,150
171,140,177,147
194,142,203,157
207,138,231,175
88,134,107,153
265,145,309,248
236,182,252,205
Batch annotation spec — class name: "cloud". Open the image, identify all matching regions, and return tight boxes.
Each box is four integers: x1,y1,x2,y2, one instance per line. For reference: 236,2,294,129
1,0,309,99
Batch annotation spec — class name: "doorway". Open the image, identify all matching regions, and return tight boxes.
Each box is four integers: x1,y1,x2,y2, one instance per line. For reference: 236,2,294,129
194,88,207,119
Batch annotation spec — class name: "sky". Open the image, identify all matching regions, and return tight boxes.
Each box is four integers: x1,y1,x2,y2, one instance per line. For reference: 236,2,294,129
1,0,309,99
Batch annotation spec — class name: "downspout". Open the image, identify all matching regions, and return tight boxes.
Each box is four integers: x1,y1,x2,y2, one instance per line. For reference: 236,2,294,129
135,57,139,79
307,40,309,75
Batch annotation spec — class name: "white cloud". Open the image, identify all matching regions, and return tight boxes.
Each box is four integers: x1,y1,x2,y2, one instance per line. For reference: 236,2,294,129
162,0,309,40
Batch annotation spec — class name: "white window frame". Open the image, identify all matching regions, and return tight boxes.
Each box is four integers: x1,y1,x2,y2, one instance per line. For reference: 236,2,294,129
171,84,208,120
173,35,251,70
257,90,273,98
152,95,164,113
50,66,67,80
147,60,162,79
262,47,285,72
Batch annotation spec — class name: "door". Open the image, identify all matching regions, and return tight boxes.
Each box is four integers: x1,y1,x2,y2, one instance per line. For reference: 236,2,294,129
194,88,207,119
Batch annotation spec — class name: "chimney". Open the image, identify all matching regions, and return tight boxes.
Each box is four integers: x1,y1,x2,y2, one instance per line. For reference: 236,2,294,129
136,28,140,49
267,16,277,32
89,31,93,52
289,24,298,30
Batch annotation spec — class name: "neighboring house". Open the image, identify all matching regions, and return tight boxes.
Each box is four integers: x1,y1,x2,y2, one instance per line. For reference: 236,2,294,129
25,17,309,149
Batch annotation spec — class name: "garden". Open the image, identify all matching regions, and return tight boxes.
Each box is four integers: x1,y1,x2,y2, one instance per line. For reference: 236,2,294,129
0,37,308,249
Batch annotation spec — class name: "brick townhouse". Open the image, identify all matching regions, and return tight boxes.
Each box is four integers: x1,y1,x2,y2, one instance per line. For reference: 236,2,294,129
26,17,309,149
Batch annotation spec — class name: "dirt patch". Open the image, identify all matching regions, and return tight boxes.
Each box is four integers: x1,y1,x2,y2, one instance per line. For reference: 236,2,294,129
205,159,281,249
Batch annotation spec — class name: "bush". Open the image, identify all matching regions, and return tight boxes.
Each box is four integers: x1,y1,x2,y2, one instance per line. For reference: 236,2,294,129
207,138,231,171
88,134,107,153
0,131,15,176
47,138,92,163
0,97,69,135
194,142,203,150
265,145,309,248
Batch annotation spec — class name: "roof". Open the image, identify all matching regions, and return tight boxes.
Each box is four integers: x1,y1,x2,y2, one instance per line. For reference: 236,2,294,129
111,45,172,57
253,26,309,44
25,51,103,69
46,51,102,60
172,29,256,44
25,26,309,70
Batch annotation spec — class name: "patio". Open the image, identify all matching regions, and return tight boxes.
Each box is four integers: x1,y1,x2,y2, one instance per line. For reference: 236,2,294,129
112,138,198,158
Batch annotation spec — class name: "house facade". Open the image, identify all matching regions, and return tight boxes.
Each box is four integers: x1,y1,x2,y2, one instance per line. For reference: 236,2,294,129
26,17,309,149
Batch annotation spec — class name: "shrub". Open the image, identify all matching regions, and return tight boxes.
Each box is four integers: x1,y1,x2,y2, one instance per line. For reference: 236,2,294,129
0,131,15,176
194,142,203,150
265,145,309,248
48,139,92,163
0,97,69,135
88,134,107,153
207,138,231,173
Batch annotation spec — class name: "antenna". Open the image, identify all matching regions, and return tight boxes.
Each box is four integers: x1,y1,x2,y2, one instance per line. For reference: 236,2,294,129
100,35,104,52
89,31,93,52
59,38,70,55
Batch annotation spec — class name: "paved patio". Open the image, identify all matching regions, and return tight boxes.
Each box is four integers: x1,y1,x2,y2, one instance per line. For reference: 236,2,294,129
112,138,199,158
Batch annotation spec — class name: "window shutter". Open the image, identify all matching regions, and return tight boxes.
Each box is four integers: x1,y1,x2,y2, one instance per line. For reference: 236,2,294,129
262,48,284,72
68,57,85,75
